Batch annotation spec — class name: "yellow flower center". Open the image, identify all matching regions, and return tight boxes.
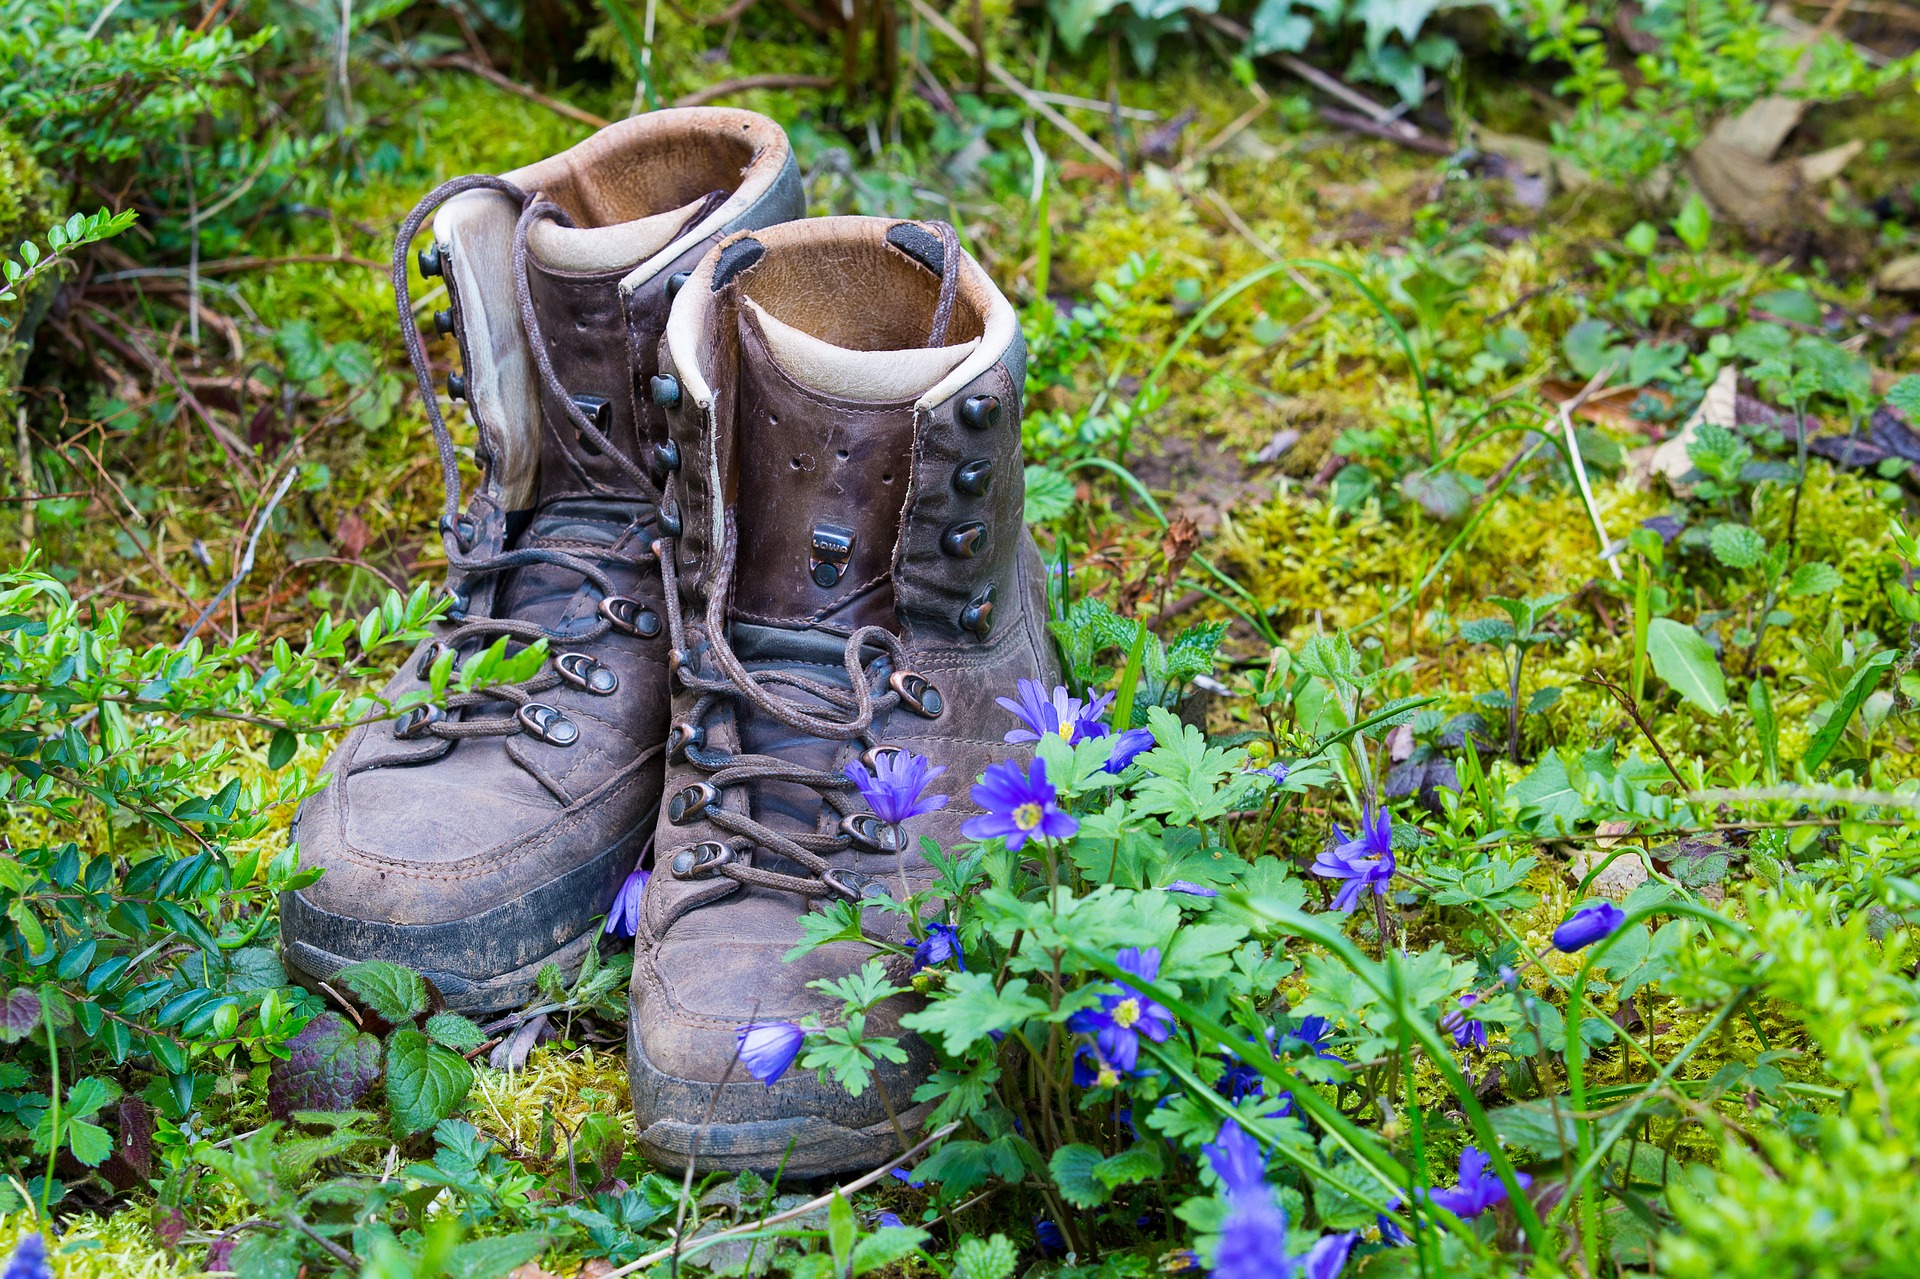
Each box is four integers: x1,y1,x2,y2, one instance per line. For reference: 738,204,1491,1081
1058,721,1077,744
1097,1065,1119,1087
1111,997,1142,1029
1013,802,1045,830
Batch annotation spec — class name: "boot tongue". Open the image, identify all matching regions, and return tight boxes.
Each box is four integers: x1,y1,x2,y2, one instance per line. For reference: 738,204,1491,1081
726,300,975,633
495,499,651,631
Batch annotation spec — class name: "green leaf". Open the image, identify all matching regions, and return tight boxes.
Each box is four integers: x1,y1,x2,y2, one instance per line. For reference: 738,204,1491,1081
1785,562,1842,598
1049,1142,1110,1208
1646,618,1727,715
385,1029,474,1136
445,1232,550,1279
1708,523,1766,570
1093,1145,1163,1189
1623,221,1658,256
1247,0,1312,54
899,973,1050,1055
337,960,429,1023
1886,374,1920,420
1023,465,1075,523
423,1013,486,1052
852,1226,931,1275
1510,751,1585,835
1802,650,1897,771
66,1118,113,1166
828,1191,857,1268
953,1234,1020,1279
1672,193,1712,252
267,728,298,770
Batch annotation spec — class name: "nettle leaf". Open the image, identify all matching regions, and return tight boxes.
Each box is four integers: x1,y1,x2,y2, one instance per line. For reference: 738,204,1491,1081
1023,465,1075,523
385,1028,475,1136
1786,562,1843,598
899,973,1050,1055
1646,618,1727,716
1887,374,1920,420
1049,1142,1110,1208
336,960,429,1024
952,1234,1019,1279
268,1012,383,1119
424,1012,487,1052
1708,522,1767,569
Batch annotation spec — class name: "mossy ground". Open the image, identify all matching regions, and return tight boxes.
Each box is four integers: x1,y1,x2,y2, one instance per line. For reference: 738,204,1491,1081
5,8,1917,1273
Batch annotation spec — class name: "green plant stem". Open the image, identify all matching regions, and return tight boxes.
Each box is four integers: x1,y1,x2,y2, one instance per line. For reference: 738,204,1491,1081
40,1008,57,1221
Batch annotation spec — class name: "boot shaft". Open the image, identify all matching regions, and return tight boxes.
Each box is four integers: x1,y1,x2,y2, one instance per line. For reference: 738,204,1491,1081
655,216,1027,645
423,110,801,519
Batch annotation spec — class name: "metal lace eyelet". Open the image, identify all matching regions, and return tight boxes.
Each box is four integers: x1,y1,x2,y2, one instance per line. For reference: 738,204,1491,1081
599,596,662,638
518,703,580,746
667,781,720,825
667,720,704,760
670,841,736,879
555,652,618,695
656,502,682,538
840,813,902,853
859,743,903,771
414,641,448,681
393,705,445,740
442,585,470,622
889,672,944,718
959,583,997,638
821,868,891,902
438,513,478,552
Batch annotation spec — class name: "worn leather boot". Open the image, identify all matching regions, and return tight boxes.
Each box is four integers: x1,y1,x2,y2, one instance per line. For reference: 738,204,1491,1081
282,111,803,1013
628,216,1059,1174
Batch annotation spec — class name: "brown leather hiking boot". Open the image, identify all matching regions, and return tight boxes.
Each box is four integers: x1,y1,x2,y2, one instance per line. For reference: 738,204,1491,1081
628,216,1059,1174
282,111,803,1013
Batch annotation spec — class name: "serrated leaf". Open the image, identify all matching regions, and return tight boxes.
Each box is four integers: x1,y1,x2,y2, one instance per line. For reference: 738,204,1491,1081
1708,522,1766,569
1049,1143,1110,1208
336,960,429,1023
1785,562,1842,598
1646,618,1727,715
268,1012,383,1118
445,1232,549,1279
1093,1145,1162,1188
1023,464,1075,523
898,973,1049,1055
385,1028,474,1136
424,1012,487,1052
953,1234,1019,1279
66,1118,113,1166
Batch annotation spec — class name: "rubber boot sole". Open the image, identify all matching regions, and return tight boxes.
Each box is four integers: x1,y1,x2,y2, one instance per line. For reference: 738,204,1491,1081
627,1027,936,1178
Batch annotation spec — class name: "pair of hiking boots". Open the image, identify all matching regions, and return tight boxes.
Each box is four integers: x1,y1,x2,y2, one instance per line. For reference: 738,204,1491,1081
279,109,1058,1176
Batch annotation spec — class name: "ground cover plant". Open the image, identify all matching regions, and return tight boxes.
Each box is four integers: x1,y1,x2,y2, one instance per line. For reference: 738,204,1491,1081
0,0,1918,1274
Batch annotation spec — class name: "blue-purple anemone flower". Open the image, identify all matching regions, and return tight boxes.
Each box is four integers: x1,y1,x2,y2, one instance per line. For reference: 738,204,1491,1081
1552,901,1625,953
1311,803,1395,912
604,867,648,938
1103,727,1156,773
1427,1146,1530,1219
961,757,1077,851
998,679,1113,746
845,750,949,826
1067,946,1175,1074
735,1021,807,1085
912,921,965,973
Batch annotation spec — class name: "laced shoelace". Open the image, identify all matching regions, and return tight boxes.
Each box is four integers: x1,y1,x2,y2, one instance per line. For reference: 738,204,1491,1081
654,221,963,903
387,176,705,745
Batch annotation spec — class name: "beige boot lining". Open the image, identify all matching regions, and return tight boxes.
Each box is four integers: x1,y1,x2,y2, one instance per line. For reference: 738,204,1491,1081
744,299,976,402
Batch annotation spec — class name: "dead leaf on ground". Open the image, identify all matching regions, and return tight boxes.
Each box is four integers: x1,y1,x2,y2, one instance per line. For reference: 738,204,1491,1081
1687,95,1863,229
1877,255,1920,295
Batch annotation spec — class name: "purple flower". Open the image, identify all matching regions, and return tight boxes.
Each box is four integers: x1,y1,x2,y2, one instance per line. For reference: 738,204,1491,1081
604,866,648,937
912,922,965,973
1427,1146,1530,1219
874,1211,905,1229
1552,901,1625,953
1204,1122,1291,1279
1163,1250,1202,1273
961,757,1078,851
1035,1218,1068,1256
1376,1194,1409,1247
1252,761,1289,784
2,1235,49,1279
1164,880,1219,898
1215,1030,1293,1116
1442,994,1487,1050
890,1166,928,1187
1102,727,1156,773
1287,1015,1344,1063
1300,1232,1357,1279
1311,803,1395,912
735,1021,807,1085
845,750,949,826
1067,946,1175,1074
1073,1043,1122,1089
997,679,1112,745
